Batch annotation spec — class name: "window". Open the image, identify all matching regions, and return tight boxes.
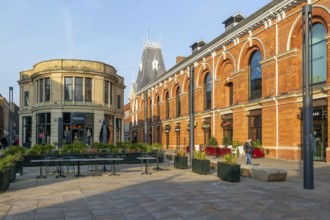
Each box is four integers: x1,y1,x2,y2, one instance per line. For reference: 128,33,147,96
225,82,233,106
117,95,121,109
104,81,109,104
176,87,181,117
312,23,327,84
75,77,83,101
248,110,262,142
64,77,73,101
204,73,211,110
45,78,50,102
148,99,152,121
156,96,160,121
249,50,262,99
36,113,51,144
39,79,43,102
110,83,113,105
24,91,29,107
85,78,92,102
22,116,32,147
166,92,170,119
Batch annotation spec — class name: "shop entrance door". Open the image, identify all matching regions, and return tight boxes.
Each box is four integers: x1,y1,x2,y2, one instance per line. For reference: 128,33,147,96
313,122,327,161
72,127,85,143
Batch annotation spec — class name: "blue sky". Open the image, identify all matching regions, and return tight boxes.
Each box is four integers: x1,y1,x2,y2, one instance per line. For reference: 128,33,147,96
0,0,270,104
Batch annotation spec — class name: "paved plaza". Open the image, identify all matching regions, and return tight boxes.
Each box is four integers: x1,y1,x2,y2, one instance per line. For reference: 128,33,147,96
0,156,330,220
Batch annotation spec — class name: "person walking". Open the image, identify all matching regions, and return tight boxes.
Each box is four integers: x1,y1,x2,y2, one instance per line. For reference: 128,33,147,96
244,139,253,165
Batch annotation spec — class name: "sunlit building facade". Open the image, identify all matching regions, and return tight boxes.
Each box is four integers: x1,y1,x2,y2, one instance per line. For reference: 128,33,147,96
18,59,125,147
129,0,330,162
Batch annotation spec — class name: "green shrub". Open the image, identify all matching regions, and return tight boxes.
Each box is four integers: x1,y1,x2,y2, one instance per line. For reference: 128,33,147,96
223,153,237,165
61,142,85,154
194,151,207,160
208,136,218,147
252,139,262,149
28,144,55,155
2,146,28,160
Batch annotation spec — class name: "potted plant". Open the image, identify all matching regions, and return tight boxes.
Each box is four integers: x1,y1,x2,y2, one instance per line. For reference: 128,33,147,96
207,136,218,156
0,156,11,192
252,139,264,158
174,148,188,169
192,151,210,175
2,146,27,176
217,153,240,182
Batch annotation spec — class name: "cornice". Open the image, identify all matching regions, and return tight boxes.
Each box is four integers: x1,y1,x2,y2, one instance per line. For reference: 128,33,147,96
137,0,305,95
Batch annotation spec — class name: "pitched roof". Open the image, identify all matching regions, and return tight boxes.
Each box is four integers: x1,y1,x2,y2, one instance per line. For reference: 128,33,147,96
135,41,166,91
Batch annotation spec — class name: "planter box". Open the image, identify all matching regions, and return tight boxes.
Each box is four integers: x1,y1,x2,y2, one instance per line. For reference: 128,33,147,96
217,162,240,182
0,168,11,192
15,160,24,176
174,156,188,169
218,148,232,156
192,159,210,175
9,164,17,183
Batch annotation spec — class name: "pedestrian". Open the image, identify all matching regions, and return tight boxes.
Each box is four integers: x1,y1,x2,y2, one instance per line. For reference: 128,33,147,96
244,139,253,165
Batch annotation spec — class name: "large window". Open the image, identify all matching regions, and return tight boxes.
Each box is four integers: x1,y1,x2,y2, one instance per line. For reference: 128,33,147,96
38,79,43,102
45,78,50,102
156,96,160,121
249,50,262,99
312,23,327,84
36,113,51,144
22,116,32,147
104,81,109,104
75,77,83,101
24,91,29,107
64,77,73,101
166,92,170,119
204,73,211,110
148,99,152,121
85,78,92,102
176,87,181,117
110,83,113,105
117,95,121,109
248,110,262,142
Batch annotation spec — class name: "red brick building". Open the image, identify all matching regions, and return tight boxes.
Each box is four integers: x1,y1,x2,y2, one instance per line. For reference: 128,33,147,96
129,0,330,162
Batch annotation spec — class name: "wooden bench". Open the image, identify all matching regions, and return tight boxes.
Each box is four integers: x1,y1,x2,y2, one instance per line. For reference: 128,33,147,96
241,165,287,182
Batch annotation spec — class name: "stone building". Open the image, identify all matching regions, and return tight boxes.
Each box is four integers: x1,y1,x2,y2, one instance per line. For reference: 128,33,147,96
129,0,330,162
18,59,125,147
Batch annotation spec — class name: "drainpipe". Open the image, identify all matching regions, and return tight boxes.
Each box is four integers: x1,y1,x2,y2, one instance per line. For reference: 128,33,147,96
212,52,216,137
271,9,279,159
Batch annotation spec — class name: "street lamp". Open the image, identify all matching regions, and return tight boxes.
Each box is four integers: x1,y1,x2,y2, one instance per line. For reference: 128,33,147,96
302,3,314,190
8,87,13,147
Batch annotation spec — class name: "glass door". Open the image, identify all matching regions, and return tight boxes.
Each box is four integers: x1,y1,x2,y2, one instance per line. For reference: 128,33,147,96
313,122,327,161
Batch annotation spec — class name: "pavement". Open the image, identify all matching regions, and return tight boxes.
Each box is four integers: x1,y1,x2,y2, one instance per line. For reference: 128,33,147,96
0,155,330,220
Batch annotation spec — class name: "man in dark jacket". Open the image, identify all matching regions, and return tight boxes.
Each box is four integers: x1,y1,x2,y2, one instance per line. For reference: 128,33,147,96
244,139,253,165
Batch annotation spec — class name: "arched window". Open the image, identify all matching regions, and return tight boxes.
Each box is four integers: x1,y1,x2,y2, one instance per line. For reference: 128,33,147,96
204,73,211,110
149,99,152,122
249,50,262,99
176,87,181,117
156,96,160,121
166,92,170,119
312,23,327,84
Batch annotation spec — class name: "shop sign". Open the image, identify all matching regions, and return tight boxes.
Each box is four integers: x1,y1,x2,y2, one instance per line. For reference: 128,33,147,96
72,113,86,124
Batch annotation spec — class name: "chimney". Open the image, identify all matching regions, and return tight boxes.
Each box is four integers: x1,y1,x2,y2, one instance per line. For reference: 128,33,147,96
222,13,245,31
190,40,206,53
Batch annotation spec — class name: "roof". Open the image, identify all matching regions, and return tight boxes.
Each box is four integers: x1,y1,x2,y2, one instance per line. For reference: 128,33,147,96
135,42,166,91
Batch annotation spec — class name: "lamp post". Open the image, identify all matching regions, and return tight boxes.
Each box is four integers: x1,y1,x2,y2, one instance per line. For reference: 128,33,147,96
189,67,195,162
302,3,314,190
8,87,13,147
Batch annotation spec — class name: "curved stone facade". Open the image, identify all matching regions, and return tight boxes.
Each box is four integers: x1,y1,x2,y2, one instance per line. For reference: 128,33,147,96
18,59,125,147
